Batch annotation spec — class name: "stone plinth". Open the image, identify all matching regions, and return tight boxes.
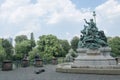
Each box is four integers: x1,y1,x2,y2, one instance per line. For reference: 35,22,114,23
56,47,120,75
71,47,117,68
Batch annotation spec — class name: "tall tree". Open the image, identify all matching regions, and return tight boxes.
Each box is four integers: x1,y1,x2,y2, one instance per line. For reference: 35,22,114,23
15,40,31,59
30,32,36,49
70,36,79,51
15,35,28,43
37,34,63,60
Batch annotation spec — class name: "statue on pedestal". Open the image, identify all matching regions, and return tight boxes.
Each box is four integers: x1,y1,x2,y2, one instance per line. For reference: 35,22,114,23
78,11,108,49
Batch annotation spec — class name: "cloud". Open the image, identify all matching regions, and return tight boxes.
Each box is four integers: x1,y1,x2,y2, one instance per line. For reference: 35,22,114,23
95,0,120,36
0,0,41,38
0,0,120,41
0,0,91,37
96,0,120,22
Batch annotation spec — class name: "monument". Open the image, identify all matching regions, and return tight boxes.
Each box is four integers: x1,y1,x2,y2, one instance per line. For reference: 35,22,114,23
72,11,116,68
56,11,120,74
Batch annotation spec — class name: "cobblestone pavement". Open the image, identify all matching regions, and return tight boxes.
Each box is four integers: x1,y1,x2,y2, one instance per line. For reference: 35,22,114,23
0,65,120,80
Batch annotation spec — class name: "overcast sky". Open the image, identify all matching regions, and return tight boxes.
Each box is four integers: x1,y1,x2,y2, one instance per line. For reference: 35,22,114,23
0,0,120,41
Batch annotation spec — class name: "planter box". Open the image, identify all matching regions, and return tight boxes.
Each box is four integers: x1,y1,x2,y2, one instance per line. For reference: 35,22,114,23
34,59,43,67
2,60,13,71
22,59,29,67
52,58,58,65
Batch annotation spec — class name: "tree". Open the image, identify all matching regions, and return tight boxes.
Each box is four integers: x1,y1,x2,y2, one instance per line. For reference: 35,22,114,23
29,48,40,60
108,36,120,57
2,39,13,60
59,39,71,57
15,35,28,43
0,39,5,61
37,34,63,61
70,36,79,51
30,32,36,50
14,35,31,60
15,40,31,59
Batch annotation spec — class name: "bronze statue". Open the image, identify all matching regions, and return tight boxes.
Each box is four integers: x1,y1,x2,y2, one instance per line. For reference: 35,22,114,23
78,11,108,49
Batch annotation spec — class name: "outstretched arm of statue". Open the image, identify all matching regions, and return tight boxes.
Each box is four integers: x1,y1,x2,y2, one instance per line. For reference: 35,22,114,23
84,19,89,24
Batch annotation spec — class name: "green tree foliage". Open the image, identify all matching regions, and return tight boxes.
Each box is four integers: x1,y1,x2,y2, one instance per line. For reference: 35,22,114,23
70,36,79,51
37,34,63,60
29,48,40,60
108,36,120,57
15,40,31,59
0,39,6,61
14,34,36,60
59,39,71,57
15,35,28,43
2,39,13,60
30,32,36,49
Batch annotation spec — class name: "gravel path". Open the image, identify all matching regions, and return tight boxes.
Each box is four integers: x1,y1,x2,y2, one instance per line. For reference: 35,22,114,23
0,65,120,80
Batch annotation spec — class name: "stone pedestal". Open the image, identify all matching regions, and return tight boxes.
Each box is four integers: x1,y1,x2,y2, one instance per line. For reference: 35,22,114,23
72,47,117,68
34,59,43,67
22,59,29,67
2,60,13,71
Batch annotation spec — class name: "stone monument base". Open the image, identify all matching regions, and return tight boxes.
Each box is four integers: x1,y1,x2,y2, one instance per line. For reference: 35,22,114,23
56,47,120,74
72,47,117,68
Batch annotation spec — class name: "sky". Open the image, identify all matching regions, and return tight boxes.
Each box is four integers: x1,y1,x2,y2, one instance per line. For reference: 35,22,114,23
0,0,120,42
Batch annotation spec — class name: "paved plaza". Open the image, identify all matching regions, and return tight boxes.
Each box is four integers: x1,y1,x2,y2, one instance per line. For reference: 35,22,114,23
0,65,120,80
